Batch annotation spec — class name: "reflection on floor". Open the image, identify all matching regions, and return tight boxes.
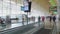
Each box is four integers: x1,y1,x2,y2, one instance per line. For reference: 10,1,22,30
0,20,60,34
0,21,35,31
34,28,51,34
0,21,44,34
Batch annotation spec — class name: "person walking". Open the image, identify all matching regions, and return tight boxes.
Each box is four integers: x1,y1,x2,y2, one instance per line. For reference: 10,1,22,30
58,16,60,21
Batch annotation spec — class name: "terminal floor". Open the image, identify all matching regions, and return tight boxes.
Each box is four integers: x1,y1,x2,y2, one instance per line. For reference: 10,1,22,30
0,20,60,34
34,28,51,34
38,20,60,34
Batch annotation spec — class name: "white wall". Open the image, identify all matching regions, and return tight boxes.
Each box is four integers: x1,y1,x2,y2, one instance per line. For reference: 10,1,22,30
28,2,50,17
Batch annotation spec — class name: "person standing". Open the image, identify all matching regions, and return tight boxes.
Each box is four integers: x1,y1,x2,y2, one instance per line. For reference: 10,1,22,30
49,16,53,27
38,16,41,26
0,17,4,24
38,16,40,23
49,16,52,23
58,15,60,21
33,17,35,23
42,16,45,22
5,16,11,25
53,16,56,23
22,17,24,26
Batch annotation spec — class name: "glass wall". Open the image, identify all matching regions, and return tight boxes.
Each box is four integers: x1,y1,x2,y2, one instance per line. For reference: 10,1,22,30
0,0,21,17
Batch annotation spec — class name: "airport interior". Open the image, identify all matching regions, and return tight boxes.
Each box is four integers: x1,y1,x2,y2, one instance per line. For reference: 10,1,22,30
0,0,60,34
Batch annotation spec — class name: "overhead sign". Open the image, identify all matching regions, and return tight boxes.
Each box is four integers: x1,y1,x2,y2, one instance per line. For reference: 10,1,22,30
21,5,29,11
23,0,32,12
24,5,29,11
21,6,24,11
23,0,29,11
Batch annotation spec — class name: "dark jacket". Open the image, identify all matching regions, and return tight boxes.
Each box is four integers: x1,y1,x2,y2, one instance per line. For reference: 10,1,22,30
53,16,56,20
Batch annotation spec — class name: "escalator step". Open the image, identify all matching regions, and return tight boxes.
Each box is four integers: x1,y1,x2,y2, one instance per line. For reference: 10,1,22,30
34,28,51,34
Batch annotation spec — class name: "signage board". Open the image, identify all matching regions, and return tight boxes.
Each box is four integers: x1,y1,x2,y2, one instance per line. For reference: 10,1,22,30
21,6,24,11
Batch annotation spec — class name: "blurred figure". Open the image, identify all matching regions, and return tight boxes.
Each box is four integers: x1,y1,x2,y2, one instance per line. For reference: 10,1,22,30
38,16,41,23
33,17,35,23
49,16,52,22
38,16,41,26
53,16,56,23
49,16,53,27
58,15,60,21
0,17,4,25
5,16,11,24
22,17,24,26
42,16,45,22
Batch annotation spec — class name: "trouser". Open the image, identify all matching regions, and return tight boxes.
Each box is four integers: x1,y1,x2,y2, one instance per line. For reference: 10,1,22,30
50,19,52,22
53,20,56,23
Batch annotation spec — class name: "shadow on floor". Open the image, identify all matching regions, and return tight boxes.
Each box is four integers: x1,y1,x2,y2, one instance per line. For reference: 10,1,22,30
34,28,52,34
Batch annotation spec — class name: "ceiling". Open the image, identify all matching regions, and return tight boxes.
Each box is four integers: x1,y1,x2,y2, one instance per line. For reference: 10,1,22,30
11,0,57,11
12,0,57,8
32,0,49,10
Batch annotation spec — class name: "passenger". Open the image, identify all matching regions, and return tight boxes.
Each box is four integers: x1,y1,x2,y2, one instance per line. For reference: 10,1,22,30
42,16,45,22
59,16,60,21
49,16,52,22
38,16,40,23
22,17,24,26
5,16,11,24
0,17,4,24
33,17,35,23
32,17,35,23
53,16,56,23
38,16,40,26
